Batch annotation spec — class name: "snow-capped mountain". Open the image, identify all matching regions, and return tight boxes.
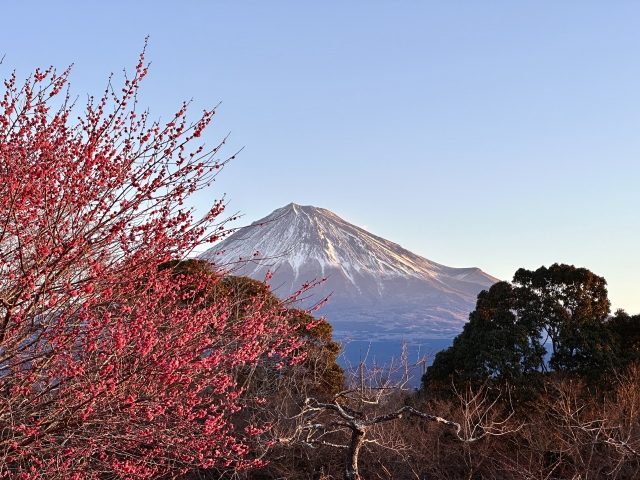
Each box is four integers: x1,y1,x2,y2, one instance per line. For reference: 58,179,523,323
199,203,499,339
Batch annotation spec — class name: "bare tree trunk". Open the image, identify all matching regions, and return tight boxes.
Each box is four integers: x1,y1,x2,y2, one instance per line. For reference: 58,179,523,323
345,427,366,480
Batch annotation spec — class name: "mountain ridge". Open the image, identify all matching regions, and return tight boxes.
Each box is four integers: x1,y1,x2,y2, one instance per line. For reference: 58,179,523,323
200,203,498,339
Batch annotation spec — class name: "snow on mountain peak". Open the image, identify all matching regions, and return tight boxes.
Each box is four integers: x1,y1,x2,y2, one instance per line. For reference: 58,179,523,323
199,204,499,338
200,203,496,291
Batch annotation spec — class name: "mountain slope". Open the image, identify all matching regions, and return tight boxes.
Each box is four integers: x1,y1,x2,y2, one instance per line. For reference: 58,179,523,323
200,203,498,339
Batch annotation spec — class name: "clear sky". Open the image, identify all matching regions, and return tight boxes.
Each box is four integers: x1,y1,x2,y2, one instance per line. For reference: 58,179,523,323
2,1,639,312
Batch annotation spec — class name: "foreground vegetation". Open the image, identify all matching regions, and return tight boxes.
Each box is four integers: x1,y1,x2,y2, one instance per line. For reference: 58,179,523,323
213,265,640,480
229,367,640,480
0,46,326,477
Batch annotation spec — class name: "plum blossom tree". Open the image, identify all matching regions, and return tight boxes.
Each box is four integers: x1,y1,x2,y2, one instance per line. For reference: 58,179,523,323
0,44,309,478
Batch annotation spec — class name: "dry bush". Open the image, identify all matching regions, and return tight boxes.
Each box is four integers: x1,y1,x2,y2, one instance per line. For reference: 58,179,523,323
254,347,518,480
481,366,640,480
194,362,640,479
360,364,640,480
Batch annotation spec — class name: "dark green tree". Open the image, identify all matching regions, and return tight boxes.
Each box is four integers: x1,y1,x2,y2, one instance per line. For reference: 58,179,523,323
160,259,344,395
606,309,640,369
423,281,545,393
424,264,619,394
513,264,614,378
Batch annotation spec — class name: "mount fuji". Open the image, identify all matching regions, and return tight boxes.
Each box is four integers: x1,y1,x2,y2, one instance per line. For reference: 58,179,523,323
199,203,498,340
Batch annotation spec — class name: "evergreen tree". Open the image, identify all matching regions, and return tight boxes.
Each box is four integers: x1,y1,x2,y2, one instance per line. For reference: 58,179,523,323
513,264,613,378
607,309,640,368
424,264,623,395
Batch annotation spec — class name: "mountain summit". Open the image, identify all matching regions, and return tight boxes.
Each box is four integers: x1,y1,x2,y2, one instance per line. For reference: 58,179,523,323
200,203,498,339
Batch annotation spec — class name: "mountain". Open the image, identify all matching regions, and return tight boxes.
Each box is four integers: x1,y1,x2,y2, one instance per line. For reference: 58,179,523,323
199,203,499,340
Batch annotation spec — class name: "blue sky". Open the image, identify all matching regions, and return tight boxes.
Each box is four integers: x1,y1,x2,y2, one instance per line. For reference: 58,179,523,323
2,1,639,312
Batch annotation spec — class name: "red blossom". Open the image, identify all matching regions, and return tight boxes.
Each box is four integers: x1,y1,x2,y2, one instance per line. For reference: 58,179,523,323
0,43,314,479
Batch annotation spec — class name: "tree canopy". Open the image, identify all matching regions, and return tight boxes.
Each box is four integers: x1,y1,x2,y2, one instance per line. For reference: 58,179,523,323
424,264,638,395
160,259,344,396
